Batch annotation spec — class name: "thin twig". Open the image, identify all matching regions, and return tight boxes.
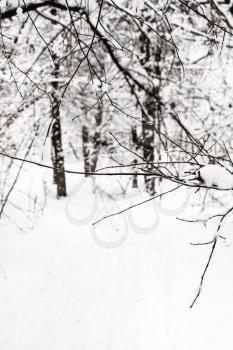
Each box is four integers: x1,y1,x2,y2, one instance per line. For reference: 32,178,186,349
190,236,218,308
93,185,182,226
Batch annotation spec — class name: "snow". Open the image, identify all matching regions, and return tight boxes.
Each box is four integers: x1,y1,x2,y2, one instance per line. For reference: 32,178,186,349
1,167,233,350
16,7,25,22
198,164,233,188
1,1,233,348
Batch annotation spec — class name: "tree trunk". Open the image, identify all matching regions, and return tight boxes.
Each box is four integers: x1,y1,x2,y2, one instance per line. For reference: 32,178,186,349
139,18,163,196
142,46,162,196
142,116,155,196
131,126,139,188
82,103,103,175
82,124,91,176
90,103,102,172
51,56,67,197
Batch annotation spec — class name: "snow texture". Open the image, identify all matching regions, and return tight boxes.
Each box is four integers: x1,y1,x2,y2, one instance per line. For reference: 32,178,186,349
198,164,233,188
1,167,233,350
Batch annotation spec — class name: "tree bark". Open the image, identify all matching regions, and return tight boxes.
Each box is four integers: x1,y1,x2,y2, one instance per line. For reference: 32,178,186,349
131,126,139,188
82,103,103,175
82,124,91,176
51,56,67,197
139,17,163,196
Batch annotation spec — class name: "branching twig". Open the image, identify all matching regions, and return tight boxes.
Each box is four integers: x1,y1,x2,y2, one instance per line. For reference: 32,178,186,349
190,236,218,308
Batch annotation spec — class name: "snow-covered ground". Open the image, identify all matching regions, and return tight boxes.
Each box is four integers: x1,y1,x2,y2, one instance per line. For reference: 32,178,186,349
1,165,233,350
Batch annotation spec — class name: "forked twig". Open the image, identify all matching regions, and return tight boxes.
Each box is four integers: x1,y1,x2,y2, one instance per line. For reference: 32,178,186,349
190,236,218,308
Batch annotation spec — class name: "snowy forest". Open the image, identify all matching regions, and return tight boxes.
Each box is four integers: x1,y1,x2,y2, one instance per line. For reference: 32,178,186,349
1,0,233,349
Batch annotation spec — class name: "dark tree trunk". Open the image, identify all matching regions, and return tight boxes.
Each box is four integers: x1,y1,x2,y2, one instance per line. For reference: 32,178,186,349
90,103,102,172
142,115,156,196
82,124,91,176
139,19,163,196
51,57,67,197
82,103,103,175
131,126,139,188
